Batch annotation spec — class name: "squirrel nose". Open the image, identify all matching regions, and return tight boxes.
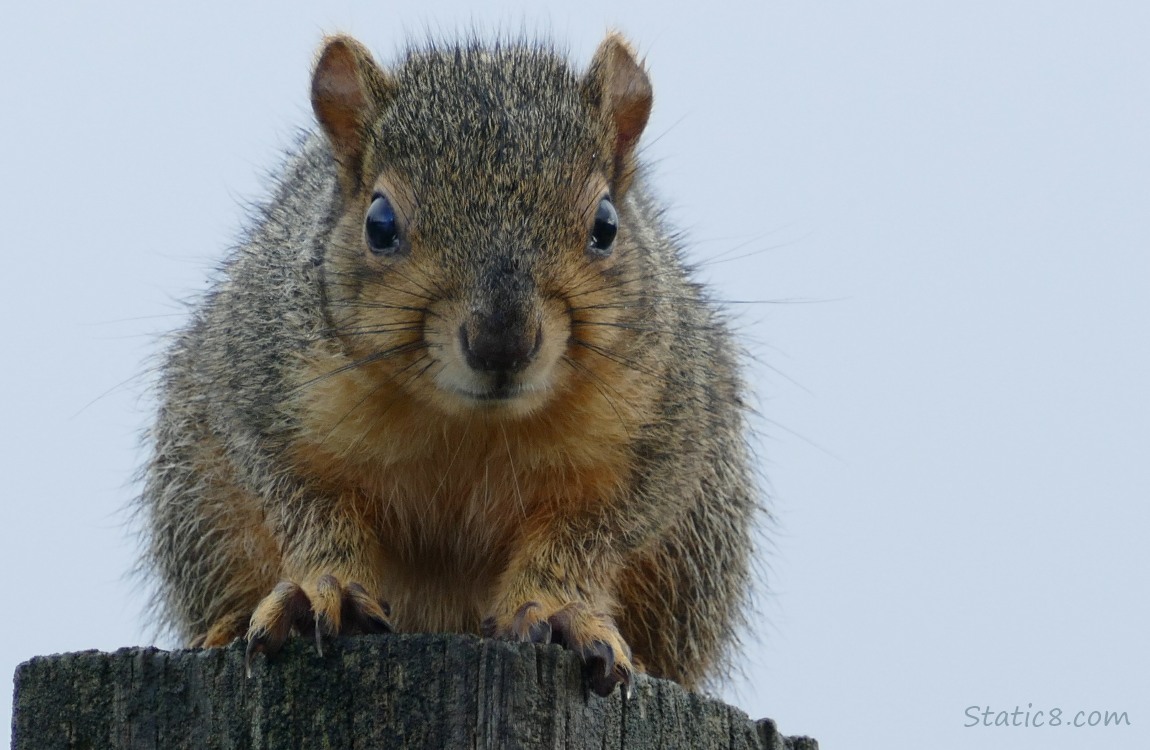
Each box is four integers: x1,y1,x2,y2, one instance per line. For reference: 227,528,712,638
460,323,542,374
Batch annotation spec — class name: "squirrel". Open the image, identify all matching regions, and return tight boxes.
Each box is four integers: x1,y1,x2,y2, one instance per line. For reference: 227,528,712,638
138,31,757,697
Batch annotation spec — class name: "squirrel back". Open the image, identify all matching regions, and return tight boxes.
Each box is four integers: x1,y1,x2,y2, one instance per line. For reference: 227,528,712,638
141,33,757,694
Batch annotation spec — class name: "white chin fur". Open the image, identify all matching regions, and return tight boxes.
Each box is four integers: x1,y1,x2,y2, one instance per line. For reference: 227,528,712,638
432,369,554,416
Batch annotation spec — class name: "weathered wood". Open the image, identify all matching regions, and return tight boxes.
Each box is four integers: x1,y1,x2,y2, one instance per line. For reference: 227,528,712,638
12,634,817,749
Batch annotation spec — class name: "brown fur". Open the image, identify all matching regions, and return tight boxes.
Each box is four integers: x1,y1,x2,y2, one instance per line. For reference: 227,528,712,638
138,31,758,694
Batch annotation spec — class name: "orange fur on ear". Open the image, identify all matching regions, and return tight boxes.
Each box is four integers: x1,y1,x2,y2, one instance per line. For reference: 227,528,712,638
584,33,654,186
311,35,394,194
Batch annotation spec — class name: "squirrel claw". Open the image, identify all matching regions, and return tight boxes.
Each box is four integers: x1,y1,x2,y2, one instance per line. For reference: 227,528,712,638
244,581,313,676
584,640,632,697
244,576,391,674
483,601,553,644
512,601,553,644
487,600,634,696
547,603,634,697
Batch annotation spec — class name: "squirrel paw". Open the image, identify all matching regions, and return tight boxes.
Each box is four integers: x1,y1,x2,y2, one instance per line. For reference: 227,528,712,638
244,575,391,676
482,601,634,697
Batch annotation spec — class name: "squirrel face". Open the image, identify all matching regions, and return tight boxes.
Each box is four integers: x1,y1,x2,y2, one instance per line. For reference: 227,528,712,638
312,35,652,420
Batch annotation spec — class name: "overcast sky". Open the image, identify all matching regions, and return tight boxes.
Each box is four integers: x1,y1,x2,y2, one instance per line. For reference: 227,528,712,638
2,2,1147,748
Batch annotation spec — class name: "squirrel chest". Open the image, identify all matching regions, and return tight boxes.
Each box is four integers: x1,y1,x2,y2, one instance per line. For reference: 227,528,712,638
288,343,640,564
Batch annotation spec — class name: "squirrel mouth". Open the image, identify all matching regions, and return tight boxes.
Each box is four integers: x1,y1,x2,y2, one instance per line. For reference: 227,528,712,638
472,388,520,402
446,369,551,405
454,381,533,403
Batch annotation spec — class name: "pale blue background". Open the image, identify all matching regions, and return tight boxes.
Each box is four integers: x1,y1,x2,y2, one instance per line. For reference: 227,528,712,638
2,2,1147,748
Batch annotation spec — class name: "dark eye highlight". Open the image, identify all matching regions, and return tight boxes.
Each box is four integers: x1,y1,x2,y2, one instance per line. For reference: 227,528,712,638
588,196,618,257
365,194,401,255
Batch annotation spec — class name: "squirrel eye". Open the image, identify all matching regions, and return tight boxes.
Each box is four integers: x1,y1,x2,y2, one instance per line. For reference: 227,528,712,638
588,196,618,257
365,194,401,255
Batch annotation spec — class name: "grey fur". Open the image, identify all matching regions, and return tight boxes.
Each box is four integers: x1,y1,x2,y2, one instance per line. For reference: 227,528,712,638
138,35,757,690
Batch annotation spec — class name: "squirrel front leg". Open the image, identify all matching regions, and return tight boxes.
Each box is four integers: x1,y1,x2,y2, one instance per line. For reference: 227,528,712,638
483,505,647,697
245,498,391,671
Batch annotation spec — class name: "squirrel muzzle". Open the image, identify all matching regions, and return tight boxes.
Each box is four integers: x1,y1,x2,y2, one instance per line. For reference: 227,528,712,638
461,256,541,374
452,258,551,403
460,319,542,376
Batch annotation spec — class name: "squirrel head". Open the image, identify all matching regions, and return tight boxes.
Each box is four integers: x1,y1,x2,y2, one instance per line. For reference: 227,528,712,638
311,33,653,419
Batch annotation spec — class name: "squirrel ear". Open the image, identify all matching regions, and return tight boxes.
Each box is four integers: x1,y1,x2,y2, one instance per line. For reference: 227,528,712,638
583,33,653,186
311,35,393,195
